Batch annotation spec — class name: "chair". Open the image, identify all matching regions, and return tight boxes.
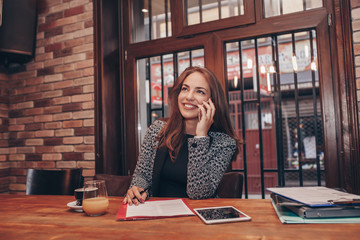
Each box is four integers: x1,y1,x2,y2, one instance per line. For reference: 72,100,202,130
94,174,132,196
26,168,83,195
217,172,243,198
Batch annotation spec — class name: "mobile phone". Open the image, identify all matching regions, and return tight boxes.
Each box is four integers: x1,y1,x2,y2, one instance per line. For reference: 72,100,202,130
194,206,251,224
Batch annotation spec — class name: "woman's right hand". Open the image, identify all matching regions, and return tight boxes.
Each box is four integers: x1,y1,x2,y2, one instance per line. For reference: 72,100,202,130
122,186,147,206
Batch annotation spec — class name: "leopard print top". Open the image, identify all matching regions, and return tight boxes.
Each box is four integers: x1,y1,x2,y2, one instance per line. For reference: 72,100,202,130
130,119,237,199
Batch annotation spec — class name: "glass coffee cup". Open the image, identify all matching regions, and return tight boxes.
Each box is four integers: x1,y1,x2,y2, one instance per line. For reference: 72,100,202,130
82,180,109,216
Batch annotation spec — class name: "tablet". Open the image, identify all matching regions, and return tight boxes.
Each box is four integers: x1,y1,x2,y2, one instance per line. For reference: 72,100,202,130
194,206,251,224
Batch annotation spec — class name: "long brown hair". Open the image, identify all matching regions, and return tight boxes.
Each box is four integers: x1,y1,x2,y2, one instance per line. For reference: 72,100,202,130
157,66,241,161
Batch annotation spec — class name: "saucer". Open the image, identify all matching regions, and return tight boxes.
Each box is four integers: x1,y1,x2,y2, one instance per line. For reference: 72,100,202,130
67,201,83,212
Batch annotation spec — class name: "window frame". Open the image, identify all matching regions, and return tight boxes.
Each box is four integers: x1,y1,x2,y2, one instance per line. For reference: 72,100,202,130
171,0,256,38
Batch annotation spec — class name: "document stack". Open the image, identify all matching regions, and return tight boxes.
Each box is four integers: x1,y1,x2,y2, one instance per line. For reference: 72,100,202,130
267,187,360,224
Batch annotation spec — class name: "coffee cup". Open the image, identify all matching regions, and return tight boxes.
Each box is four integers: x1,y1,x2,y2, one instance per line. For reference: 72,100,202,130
74,188,85,206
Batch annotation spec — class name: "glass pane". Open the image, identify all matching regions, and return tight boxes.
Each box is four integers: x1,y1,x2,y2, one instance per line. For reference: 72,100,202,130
283,0,303,14
163,54,174,117
131,0,172,43
150,56,162,109
186,0,244,26
263,0,323,18
306,0,322,9
263,0,280,18
187,0,201,25
177,51,191,74
202,0,219,22
192,49,205,67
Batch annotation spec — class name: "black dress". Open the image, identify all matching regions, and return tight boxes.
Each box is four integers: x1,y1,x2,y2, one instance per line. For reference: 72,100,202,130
157,135,193,198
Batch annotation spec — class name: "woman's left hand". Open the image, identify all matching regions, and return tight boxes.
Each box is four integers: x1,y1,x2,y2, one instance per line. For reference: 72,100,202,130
196,98,215,136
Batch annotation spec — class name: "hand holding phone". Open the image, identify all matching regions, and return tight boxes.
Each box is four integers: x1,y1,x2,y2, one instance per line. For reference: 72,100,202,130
196,98,215,137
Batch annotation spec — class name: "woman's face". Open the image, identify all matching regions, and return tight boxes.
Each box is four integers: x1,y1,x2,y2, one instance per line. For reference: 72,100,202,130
178,72,211,120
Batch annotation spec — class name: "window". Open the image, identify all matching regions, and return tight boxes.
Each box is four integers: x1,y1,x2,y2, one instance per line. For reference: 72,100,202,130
136,49,204,142
115,0,356,197
186,0,244,25
263,0,323,18
131,0,172,43
225,30,323,197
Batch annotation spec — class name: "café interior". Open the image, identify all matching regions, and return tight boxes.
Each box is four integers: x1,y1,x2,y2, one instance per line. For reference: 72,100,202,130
0,0,360,238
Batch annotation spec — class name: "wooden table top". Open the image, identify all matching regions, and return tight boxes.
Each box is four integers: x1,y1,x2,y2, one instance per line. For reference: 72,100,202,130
0,194,359,240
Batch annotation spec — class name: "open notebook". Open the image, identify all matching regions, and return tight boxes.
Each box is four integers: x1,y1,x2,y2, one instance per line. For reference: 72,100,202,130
116,198,195,221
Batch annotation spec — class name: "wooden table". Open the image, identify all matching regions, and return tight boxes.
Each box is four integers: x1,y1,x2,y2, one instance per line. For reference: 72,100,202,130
0,195,359,240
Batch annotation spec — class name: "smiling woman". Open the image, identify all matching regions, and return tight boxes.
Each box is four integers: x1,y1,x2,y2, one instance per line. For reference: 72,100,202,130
122,66,241,206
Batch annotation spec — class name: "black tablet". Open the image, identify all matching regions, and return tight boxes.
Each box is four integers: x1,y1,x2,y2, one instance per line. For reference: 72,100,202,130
194,206,251,224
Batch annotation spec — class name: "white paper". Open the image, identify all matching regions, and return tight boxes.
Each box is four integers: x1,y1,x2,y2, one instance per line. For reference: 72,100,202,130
267,186,360,207
126,199,195,218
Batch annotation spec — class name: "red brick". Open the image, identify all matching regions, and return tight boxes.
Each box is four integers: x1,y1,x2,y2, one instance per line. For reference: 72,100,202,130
56,161,76,168
74,145,94,152
63,120,82,128
25,139,44,146
77,161,95,168
64,38,85,48
43,106,62,114
35,130,55,138
63,86,83,96
35,146,55,153
54,47,73,58
38,21,57,32
45,43,63,52
26,93,44,101
35,161,56,169
24,108,44,116
34,115,53,123
62,103,82,112
54,145,74,152
63,136,83,144
63,152,83,161
44,122,62,129
84,19,93,28
17,132,35,139
8,139,25,147
16,147,35,154
37,67,55,76
55,128,74,137
63,70,82,80
25,123,43,131
26,153,42,161
34,99,52,108
53,112,72,121
44,138,63,146
45,11,64,24
65,5,85,17
75,127,94,136
42,153,62,161
45,27,63,38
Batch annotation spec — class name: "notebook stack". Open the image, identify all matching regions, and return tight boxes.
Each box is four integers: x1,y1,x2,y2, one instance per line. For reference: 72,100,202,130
267,187,360,224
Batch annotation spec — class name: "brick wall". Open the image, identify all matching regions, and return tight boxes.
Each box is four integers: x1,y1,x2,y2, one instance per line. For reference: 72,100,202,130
0,0,95,194
352,0,360,117
0,72,10,192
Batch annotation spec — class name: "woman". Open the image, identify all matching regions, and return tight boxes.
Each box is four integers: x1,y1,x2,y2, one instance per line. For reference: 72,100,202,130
123,66,240,205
